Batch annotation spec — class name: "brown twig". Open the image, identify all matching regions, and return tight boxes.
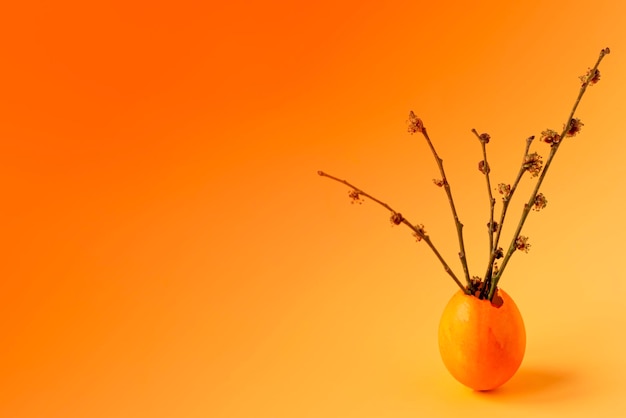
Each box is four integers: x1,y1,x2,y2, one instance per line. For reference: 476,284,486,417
317,170,467,292
410,119,471,287
487,47,611,300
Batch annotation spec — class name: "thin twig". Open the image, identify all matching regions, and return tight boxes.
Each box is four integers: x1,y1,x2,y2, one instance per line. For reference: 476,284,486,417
479,136,533,298
471,130,495,259
419,127,472,287
318,170,467,292
488,47,610,300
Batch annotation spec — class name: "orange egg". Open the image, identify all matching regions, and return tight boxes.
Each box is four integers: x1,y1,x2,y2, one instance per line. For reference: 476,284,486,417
438,288,526,391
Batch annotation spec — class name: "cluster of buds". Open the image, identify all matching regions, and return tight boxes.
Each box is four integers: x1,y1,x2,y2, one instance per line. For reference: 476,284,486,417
497,183,512,200
539,118,584,147
412,224,426,242
348,190,363,204
578,47,609,86
523,152,543,177
515,236,531,253
580,67,601,85
532,193,548,211
407,111,425,134
540,129,561,146
565,118,584,137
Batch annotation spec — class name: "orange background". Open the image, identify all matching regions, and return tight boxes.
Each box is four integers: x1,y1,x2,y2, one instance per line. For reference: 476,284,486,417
2,1,626,416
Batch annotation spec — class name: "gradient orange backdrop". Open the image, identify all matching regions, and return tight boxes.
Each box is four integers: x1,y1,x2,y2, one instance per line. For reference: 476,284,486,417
2,1,626,417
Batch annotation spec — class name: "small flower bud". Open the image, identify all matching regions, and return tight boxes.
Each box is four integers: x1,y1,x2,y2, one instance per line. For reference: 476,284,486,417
479,133,491,144
407,111,424,134
497,183,511,200
494,247,504,259
390,212,404,225
478,160,490,174
470,276,483,296
348,190,363,204
515,236,531,253
523,152,543,177
432,178,445,187
470,276,482,287
540,129,561,146
487,221,499,233
565,118,584,137
580,67,601,86
412,224,426,241
533,193,548,211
